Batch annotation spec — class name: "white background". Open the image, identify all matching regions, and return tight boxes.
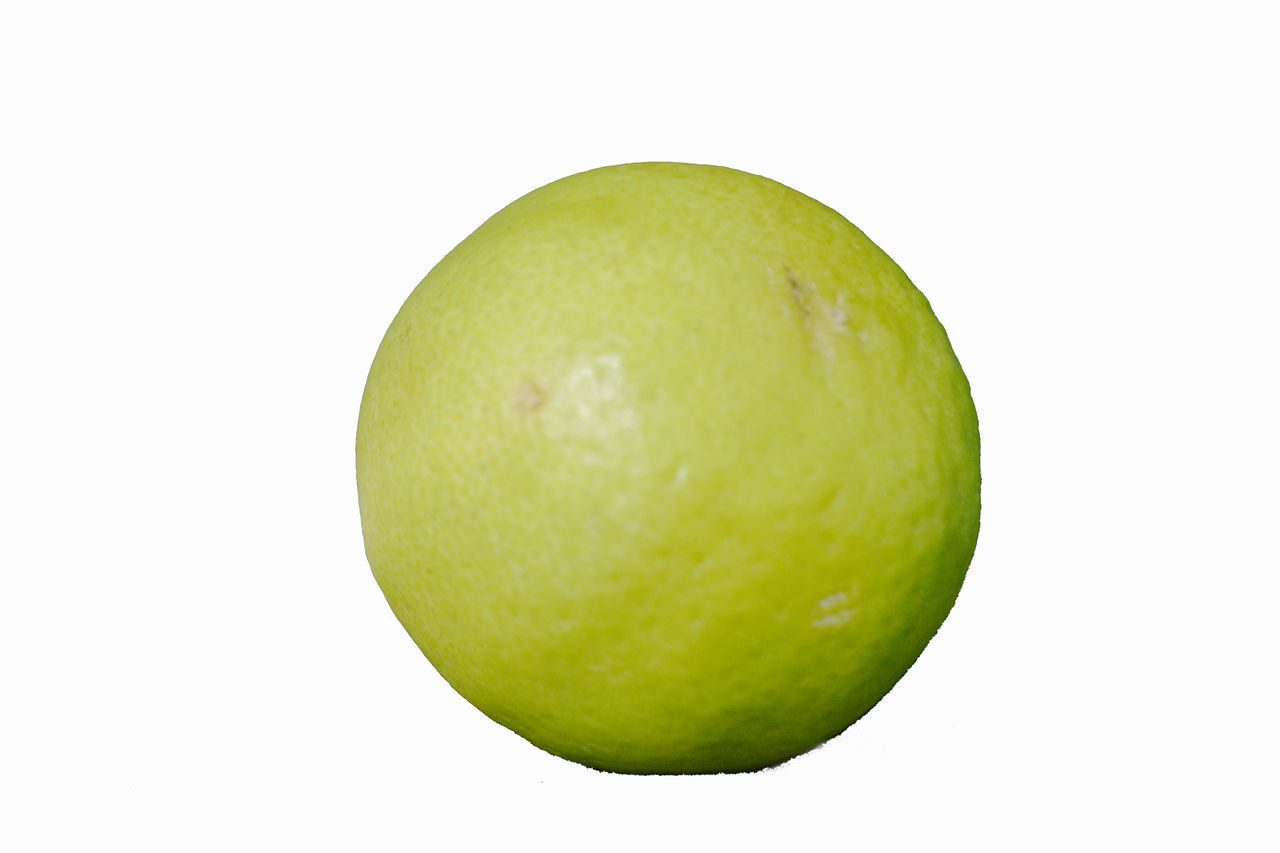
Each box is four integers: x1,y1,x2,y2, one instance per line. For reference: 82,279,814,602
3,2,1277,850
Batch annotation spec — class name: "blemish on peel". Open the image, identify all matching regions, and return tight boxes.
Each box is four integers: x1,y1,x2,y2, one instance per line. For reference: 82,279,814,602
781,267,849,358
556,354,636,436
786,267,811,317
512,379,547,413
813,610,855,628
831,292,850,330
521,354,638,448
818,591,848,610
812,591,856,628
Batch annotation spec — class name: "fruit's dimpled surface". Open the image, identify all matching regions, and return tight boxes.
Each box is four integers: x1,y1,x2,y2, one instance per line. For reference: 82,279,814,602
356,162,980,774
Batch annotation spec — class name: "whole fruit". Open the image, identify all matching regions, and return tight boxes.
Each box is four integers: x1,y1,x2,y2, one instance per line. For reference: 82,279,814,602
356,162,980,774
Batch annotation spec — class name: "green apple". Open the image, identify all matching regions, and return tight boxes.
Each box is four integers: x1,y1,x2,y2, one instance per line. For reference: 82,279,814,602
356,162,980,773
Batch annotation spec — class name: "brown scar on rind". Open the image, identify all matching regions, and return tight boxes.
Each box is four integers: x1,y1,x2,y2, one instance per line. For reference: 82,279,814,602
783,266,852,358
785,267,811,317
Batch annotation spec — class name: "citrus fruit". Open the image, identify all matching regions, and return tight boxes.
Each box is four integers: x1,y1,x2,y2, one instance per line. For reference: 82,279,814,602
356,162,980,774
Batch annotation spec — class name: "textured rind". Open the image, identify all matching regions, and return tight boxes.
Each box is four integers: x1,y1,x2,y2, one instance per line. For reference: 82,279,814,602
356,162,980,774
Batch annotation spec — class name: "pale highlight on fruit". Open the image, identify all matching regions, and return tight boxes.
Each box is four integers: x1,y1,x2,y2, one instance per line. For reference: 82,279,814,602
356,162,980,774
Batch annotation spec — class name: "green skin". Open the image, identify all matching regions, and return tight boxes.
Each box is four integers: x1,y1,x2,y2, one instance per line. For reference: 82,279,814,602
357,163,980,774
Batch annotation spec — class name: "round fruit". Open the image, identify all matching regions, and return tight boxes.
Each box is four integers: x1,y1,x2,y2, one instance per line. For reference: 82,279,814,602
356,162,980,774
